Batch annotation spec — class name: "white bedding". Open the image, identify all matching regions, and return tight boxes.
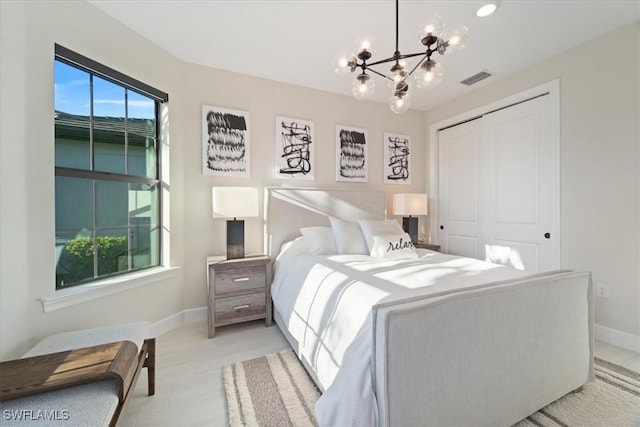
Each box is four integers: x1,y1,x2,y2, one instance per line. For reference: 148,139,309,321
271,240,528,426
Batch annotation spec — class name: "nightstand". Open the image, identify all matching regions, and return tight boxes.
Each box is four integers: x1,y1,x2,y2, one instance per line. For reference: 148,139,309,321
414,243,441,252
206,255,272,338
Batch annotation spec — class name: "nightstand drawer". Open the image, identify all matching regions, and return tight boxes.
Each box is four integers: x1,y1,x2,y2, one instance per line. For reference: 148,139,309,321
215,292,266,324
215,266,266,294
206,254,272,338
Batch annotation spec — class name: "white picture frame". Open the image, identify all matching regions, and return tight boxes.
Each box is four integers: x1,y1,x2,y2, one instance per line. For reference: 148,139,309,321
275,116,315,180
383,132,411,184
336,125,368,183
202,105,250,177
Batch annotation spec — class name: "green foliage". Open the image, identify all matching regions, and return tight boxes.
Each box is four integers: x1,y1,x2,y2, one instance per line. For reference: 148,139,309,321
56,236,127,288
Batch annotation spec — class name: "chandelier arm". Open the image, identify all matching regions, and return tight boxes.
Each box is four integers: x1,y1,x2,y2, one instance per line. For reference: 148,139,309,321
365,51,431,69
366,56,404,68
365,67,394,81
406,53,429,77
395,51,433,61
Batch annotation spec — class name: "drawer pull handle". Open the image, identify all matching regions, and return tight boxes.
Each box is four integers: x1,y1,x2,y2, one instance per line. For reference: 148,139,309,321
233,277,250,282
233,304,250,311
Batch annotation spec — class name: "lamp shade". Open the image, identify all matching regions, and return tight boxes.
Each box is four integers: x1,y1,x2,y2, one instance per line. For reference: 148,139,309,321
212,187,258,218
392,193,428,216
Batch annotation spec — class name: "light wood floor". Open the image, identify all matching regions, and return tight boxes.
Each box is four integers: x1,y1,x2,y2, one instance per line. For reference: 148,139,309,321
119,320,640,427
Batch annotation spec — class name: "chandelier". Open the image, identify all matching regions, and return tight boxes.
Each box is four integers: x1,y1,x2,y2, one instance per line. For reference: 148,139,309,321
334,0,469,113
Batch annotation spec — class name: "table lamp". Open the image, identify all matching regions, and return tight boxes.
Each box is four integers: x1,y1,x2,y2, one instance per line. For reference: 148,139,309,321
392,193,428,243
212,187,258,259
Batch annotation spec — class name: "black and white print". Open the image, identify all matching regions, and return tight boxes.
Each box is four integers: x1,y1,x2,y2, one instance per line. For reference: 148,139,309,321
202,105,250,176
383,132,411,184
275,116,314,180
336,125,368,183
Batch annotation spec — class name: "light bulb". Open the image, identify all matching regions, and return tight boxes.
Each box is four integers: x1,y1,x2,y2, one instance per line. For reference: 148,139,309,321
355,37,376,55
389,92,411,114
333,54,354,75
441,26,469,54
419,17,443,38
352,73,375,100
415,60,443,89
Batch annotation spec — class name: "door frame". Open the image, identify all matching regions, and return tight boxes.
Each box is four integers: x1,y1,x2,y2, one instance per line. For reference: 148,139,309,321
428,79,560,267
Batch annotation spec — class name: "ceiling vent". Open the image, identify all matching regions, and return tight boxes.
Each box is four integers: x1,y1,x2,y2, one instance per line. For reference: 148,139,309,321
460,71,493,86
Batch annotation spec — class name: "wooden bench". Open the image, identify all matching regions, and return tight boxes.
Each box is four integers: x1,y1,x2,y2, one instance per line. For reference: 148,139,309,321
0,322,155,426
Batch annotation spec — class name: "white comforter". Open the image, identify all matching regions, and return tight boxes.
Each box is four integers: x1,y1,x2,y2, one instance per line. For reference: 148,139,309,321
271,241,527,427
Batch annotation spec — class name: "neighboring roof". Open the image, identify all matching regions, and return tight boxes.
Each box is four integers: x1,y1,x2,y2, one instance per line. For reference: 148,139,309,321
55,110,155,146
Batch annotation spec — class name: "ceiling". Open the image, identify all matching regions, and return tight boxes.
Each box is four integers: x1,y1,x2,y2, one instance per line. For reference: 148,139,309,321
88,0,639,112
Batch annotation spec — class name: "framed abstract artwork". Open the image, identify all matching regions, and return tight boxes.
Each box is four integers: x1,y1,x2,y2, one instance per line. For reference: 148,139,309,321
202,105,250,176
383,132,411,184
336,125,368,183
275,116,314,180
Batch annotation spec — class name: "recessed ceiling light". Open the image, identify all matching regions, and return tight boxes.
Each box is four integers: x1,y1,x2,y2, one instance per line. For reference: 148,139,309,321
476,1,500,17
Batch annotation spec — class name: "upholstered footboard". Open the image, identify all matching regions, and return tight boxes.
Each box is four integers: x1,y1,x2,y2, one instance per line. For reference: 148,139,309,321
372,270,593,427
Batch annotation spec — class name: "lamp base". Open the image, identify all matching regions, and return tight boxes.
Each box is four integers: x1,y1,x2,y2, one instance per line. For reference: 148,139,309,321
226,219,245,260
402,216,419,244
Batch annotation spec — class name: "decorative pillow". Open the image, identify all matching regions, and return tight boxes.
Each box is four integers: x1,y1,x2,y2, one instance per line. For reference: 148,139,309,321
370,233,418,260
329,217,369,255
300,226,338,255
359,219,404,254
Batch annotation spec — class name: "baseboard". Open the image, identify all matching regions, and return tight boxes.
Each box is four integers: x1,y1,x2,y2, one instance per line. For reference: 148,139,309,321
184,307,207,323
595,324,640,353
150,306,207,337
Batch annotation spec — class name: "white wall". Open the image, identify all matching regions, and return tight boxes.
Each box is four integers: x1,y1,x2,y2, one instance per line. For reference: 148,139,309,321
0,0,187,360
181,63,426,309
424,23,640,339
0,1,426,359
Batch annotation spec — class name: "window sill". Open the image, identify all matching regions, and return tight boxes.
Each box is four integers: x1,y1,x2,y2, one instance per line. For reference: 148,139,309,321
40,266,180,313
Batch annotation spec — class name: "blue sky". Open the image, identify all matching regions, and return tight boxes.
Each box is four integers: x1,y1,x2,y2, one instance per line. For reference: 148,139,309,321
55,61,155,119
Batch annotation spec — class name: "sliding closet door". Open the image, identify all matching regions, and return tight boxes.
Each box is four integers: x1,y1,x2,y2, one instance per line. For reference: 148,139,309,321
438,95,557,272
438,119,482,259
482,95,555,272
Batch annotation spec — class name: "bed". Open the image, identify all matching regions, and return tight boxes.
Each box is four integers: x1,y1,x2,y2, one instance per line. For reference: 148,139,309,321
265,187,594,427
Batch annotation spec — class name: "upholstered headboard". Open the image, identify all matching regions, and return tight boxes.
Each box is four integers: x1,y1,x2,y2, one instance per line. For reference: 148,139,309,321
265,187,387,256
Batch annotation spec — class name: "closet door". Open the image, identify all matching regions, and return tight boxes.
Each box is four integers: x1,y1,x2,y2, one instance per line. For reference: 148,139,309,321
482,95,555,272
438,119,482,259
438,95,557,272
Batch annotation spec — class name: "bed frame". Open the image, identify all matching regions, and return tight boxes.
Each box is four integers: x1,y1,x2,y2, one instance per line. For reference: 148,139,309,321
265,187,594,426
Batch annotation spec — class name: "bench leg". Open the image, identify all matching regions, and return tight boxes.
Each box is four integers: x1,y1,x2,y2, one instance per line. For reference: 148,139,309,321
144,338,156,396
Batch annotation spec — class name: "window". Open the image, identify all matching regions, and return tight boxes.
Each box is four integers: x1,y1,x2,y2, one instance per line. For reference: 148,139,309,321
54,45,168,289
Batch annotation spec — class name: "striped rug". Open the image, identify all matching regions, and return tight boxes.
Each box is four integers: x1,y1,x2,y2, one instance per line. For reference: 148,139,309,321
224,351,639,427
224,349,320,427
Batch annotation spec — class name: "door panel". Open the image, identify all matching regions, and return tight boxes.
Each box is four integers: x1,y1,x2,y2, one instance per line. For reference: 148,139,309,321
494,115,539,225
449,236,480,259
483,96,552,272
486,239,540,272
438,119,482,259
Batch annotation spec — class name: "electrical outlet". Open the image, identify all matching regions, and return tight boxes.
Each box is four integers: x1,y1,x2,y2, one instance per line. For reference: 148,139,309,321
596,282,609,298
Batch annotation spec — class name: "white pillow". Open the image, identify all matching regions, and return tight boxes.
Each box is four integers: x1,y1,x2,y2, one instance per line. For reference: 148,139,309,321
370,233,418,260
329,217,369,255
359,219,404,254
300,226,337,255
275,236,309,271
